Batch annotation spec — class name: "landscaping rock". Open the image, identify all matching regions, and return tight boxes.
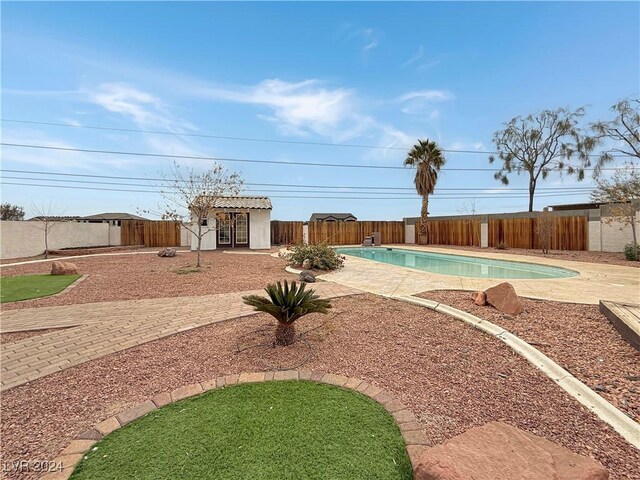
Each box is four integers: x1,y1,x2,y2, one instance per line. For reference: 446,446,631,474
300,270,316,283
157,248,177,257
302,258,311,269
414,421,608,480
51,261,78,275
485,282,523,315
471,291,487,306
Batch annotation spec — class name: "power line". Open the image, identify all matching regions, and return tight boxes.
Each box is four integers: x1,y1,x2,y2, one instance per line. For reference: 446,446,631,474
0,181,591,200
0,175,594,197
0,169,595,192
1,118,626,158
1,143,622,171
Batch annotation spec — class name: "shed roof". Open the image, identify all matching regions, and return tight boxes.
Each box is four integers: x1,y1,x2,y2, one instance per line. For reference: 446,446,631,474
210,196,272,210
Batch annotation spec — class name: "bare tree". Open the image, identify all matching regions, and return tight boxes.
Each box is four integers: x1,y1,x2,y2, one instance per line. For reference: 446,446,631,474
457,200,481,246
590,163,640,260
536,209,556,254
1,203,25,221
151,162,243,268
489,107,596,212
31,202,66,259
591,98,639,168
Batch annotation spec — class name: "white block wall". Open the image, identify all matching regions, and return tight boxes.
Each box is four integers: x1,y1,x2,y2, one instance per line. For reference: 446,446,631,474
0,221,114,259
600,212,640,253
405,224,415,244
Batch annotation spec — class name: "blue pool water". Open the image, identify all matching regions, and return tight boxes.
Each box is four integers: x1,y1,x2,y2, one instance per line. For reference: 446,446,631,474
336,247,578,279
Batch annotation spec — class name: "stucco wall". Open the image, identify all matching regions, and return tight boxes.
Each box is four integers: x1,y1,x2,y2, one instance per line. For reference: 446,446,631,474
0,221,114,259
250,209,271,249
190,221,217,251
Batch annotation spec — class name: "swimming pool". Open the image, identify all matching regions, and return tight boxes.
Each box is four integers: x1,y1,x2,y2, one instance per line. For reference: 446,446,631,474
336,247,578,279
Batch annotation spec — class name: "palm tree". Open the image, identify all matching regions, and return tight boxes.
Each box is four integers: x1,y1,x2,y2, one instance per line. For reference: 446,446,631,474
404,139,446,243
243,280,332,346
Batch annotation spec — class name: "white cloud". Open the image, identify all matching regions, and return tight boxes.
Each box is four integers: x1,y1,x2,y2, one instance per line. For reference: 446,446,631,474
198,79,362,139
336,24,380,54
1,129,139,169
397,90,454,116
403,46,424,67
86,83,194,132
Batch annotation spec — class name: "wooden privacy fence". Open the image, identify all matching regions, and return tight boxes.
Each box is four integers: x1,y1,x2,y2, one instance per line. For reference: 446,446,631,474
308,221,404,245
121,220,181,247
488,216,587,250
270,221,304,245
420,219,481,247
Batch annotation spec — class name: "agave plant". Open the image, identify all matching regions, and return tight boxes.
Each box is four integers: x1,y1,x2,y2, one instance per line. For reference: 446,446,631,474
242,280,332,346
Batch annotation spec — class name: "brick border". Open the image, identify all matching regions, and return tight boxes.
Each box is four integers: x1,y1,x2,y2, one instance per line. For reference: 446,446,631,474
42,371,427,479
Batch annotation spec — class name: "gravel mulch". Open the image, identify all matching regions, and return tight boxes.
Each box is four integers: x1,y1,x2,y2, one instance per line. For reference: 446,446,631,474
1,251,295,310
417,290,640,422
0,329,67,344
424,245,639,268
1,295,638,479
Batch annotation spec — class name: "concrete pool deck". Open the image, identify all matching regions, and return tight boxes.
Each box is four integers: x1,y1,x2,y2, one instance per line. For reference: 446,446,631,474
320,245,640,304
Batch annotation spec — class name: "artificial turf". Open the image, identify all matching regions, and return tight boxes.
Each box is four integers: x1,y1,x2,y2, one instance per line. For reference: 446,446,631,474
70,380,412,480
0,274,81,303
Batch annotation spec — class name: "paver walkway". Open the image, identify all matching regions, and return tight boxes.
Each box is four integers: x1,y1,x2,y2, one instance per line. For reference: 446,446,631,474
0,283,361,391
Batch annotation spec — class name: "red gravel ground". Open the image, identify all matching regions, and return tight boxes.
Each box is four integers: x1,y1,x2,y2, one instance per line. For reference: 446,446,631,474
418,290,640,423
425,245,640,268
1,251,295,310
1,295,638,479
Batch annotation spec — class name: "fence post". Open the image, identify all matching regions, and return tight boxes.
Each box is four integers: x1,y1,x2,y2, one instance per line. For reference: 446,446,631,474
303,224,309,245
480,215,489,248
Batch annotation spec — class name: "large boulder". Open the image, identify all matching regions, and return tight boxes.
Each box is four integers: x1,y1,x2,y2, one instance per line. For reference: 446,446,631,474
485,282,524,315
157,247,177,257
51,261,78,275
300,270,316,283
414,422,608,480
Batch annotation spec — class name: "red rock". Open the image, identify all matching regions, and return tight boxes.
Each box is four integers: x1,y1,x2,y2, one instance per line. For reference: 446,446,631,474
414,422,608,480
51,261,78,275
471,291,487,306
485,282,523,315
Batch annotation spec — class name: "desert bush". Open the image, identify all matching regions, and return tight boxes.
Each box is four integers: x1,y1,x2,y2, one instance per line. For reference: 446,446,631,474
495,241,509,250
283,243,344,271
624,243,639,261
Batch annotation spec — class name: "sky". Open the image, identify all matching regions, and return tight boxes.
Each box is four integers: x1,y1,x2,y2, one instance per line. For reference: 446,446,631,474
1,1,639,220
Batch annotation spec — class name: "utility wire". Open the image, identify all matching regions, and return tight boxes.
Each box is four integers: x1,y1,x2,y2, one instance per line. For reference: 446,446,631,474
0,118,626,158
0,175,594,197
0,181,591,200
0,143,622,171
0,169,595,191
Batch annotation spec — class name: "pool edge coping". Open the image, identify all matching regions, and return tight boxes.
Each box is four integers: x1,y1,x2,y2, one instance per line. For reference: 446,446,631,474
336,246,581,279
43,372,428,480
393,294,640,450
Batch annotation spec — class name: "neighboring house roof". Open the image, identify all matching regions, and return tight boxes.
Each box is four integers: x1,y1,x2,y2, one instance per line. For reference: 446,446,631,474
548,201,639,212
28,215,81,221
81,212,148,221
210,196,272,210
309,213,357,221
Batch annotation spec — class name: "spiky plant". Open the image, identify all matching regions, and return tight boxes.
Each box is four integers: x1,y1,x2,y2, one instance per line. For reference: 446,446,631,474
242,280,332,346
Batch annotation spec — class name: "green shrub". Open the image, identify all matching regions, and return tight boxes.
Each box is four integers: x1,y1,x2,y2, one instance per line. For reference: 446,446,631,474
624,243,639,261
283,243,344,271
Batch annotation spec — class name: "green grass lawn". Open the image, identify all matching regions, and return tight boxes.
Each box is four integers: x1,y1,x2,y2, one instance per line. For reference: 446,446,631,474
0,274,81,303
71,381,412,480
